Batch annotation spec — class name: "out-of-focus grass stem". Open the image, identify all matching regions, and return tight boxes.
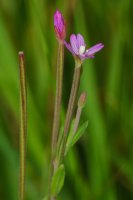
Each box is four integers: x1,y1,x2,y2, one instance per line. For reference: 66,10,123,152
19,52,27,200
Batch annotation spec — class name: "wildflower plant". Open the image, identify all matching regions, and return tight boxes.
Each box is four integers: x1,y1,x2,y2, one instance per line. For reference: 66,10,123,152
18,9,104,200
46,9,104,200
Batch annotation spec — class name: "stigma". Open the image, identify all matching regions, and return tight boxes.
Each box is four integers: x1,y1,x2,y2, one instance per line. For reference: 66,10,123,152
79,45,85,55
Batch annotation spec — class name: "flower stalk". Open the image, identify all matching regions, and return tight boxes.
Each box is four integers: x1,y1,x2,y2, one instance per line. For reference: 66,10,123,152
19,52,27,200
48,43,64,200
58,58,82,164
51,43,64,156
48,10,65,200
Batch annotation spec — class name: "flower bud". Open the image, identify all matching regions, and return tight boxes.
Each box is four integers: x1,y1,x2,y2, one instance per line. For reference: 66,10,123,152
78,92,87,108
54,10,66,43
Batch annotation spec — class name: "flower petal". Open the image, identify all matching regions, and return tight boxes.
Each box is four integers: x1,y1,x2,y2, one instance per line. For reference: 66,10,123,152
77,34,85,48
70,34,79,55
86,43,104,56
64,41,75,55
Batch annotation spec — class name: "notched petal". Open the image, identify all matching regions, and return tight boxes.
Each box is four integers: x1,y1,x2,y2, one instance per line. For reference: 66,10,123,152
77,34,85,48
86,43,104,56
64,41,75,55
70,34,79,54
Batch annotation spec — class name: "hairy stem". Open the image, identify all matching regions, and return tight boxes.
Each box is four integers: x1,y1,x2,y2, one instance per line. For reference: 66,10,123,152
19,52,27,200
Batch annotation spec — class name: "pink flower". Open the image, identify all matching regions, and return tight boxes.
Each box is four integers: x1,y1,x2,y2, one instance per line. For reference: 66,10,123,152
64,34,104,60
54,10,66,42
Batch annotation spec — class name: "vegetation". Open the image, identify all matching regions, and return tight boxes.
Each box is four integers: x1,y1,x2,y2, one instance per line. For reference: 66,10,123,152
0,0,133,199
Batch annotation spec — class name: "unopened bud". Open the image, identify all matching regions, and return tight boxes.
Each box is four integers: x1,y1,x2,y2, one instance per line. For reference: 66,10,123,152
78,92,87,108
54,10,66,43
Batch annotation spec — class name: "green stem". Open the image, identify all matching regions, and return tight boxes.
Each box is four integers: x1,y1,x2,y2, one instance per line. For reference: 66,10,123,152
51,43,64,155
49,43,64,200
19,52,27,200
59,58,82,164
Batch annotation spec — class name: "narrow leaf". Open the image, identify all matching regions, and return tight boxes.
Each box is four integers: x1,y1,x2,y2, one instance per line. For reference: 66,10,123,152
65,121,88,155
66,119,75,148
51,164,65,197
42,196,48,200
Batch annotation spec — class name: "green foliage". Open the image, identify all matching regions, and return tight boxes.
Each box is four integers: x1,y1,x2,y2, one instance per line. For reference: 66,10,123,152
51,164,65,197
65,121,88,155
42,196,48,200
0,0,133,200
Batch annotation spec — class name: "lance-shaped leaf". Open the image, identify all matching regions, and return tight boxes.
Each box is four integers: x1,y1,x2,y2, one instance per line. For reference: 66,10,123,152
51,164,65,197
42,196,48,200
65,120,75,149
65,121,88,155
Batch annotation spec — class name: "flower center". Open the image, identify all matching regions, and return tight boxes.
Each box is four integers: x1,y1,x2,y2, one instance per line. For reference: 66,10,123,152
79,45,85,55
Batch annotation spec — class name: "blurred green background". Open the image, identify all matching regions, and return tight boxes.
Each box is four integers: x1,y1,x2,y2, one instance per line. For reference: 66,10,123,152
0,0,133,199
